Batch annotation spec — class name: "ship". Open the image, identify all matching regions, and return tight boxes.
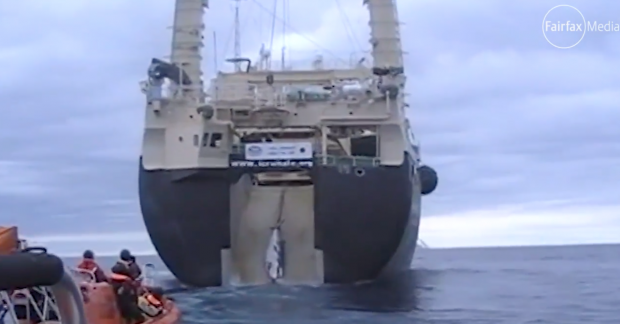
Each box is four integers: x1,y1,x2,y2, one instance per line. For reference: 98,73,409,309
138,0,438,287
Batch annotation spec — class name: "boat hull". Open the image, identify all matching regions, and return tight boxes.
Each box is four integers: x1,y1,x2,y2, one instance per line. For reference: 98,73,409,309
139,154,420,287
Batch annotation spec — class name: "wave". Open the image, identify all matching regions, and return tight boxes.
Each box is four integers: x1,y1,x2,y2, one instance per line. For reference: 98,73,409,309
22,231,156,257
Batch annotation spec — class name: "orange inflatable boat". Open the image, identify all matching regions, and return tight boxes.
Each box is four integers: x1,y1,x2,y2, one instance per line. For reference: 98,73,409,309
0,225,181,324
0,226,18,255
73,268,181,324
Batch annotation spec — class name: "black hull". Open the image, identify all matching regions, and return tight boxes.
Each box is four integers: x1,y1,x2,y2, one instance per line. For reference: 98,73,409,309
139,154,420,287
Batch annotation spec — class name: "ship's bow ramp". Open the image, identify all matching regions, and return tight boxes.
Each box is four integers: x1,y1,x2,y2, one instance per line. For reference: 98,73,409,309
223,183,323,285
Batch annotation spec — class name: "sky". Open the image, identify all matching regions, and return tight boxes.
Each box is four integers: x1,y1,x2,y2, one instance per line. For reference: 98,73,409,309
1,0,619,255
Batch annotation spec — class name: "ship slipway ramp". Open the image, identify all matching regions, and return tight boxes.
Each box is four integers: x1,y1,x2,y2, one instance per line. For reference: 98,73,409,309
222,185,324,285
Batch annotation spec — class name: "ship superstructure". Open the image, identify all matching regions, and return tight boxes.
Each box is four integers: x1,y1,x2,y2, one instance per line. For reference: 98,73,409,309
138,0,438,287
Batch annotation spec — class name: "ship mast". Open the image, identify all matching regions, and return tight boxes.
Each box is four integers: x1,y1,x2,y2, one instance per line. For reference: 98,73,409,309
170,0,207,102
364,0,403,71
233,0,242,72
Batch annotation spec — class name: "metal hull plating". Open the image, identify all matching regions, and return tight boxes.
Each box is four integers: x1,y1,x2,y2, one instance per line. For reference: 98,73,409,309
139,153,420,287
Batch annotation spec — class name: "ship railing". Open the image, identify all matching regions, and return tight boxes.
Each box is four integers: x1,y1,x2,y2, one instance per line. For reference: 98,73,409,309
209,84,332,105
314,155,380,167
68,268,96,284
231,144,243,154
1,287,60,324
269,55,369,71
209,83,257,103
221,50,370,72
315,154,381,168
1,246,87,324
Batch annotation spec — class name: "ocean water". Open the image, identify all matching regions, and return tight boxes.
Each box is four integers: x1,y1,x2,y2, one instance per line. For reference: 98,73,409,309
62,244,620,324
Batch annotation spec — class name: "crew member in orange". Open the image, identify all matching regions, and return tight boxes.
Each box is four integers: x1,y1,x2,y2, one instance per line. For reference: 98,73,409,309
110,251,145,324
76,250,107,282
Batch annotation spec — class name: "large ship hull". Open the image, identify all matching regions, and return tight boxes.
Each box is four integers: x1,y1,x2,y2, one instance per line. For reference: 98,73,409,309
139,153,420,287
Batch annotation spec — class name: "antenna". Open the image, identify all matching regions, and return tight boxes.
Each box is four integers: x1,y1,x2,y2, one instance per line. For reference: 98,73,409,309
213,31,218,74
233,0,241,72
280,0,287,70
268,0,278,70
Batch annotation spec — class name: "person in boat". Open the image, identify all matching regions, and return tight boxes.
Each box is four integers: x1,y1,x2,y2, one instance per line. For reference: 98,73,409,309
113,249,140,279
111,250,165,320
76,250,107,282
110,256,145,324
128,255,142,280
128,253,164,313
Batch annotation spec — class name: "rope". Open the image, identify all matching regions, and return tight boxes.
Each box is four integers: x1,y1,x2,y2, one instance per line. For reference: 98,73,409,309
250,0,348,63
274,187,286,229
265,188,287,282
268,0,277,54
280,0,287,69
334,0,363,52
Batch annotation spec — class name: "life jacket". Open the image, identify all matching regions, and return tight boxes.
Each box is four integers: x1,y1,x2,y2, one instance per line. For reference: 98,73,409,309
77,259,98,271
109,273,132,282
137,292,164,317
109,272,136,297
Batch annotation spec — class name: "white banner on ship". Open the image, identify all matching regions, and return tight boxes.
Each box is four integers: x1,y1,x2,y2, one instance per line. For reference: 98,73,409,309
230,160,313,168
244,142,313,161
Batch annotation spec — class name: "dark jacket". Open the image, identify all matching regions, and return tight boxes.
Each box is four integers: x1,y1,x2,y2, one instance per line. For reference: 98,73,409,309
111,261,132,279
128,261,142,280
109,264,144,323
110,262,137,296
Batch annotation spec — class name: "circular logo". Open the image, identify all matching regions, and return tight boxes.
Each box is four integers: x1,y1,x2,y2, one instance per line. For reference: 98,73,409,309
246,145,262,156
542,5,586,49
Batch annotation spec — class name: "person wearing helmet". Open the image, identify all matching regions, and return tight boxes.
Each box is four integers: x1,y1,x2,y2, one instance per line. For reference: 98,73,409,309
110,249,144,324
76,250,107,282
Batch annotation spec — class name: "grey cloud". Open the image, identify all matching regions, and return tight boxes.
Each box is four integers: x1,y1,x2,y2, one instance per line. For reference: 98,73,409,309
1,0,618,247
408,0,620,220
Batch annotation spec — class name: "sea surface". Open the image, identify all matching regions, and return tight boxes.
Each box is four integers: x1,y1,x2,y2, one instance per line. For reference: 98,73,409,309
63,244,619,324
